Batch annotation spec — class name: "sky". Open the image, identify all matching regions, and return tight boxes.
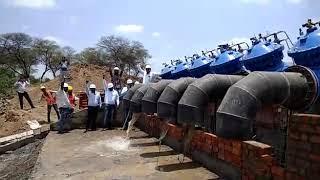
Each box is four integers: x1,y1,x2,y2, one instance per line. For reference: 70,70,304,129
0,0,319,77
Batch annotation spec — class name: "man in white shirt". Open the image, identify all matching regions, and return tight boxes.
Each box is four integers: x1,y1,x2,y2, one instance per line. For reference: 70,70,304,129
138,65,161,84
103,83,119,130
14,75,35,110
85,81,101,132
56,82,73,134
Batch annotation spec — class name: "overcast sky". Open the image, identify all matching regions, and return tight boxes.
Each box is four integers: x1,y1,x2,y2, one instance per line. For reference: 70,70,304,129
0,0,319,77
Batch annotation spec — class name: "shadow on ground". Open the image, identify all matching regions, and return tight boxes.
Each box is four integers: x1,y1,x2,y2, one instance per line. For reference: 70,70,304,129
140,150,179,158
156,161,201,172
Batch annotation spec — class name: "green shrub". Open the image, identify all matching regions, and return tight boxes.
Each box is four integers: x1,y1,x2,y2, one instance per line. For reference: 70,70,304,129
0,68,16,97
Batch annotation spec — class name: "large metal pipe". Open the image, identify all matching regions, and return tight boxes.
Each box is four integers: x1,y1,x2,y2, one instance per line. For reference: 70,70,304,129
141,80,173,113
130,84,151,113
157,78,195,120
177,74,244,125
123,84,143,109
216,66,318,139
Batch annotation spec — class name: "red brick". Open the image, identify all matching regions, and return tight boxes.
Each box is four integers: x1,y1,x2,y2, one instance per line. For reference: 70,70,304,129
218,142,224,150
242,175,249,180
224,151,232,163
261,154,275,166
298,124,317,134
310,135,320,144
289,132,300,140
224,144,233,152
232,146,242,156
271,166,285,177
218,150,225,160
286,171,305,180
309,153,320,162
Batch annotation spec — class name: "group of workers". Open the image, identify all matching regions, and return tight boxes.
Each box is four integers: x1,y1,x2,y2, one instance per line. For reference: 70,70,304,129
14,63,159,135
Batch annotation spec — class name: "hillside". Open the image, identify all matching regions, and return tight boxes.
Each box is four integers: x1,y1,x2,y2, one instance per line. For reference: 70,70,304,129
0,64,135,137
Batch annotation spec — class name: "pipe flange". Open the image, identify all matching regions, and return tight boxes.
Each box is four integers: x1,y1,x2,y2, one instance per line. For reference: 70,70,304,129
285,65,318,110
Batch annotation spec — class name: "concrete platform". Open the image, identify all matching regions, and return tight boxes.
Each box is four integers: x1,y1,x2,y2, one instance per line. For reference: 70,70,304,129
31,129,221,180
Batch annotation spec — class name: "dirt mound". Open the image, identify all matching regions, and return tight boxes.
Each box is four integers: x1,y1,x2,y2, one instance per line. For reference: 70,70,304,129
0,64,137,137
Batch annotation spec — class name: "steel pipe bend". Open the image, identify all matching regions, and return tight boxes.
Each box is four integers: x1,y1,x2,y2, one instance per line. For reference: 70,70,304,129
216,71,313,139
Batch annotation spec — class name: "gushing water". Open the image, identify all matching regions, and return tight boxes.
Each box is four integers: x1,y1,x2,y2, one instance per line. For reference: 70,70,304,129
105,136,132,152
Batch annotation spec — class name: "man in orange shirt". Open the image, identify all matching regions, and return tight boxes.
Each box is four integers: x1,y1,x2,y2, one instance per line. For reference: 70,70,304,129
39,86,60,123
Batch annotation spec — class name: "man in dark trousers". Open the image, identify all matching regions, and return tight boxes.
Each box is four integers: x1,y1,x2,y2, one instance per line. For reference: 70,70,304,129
85,81,101,132
14,75,35,109
103,83,119,130
109,66,123,94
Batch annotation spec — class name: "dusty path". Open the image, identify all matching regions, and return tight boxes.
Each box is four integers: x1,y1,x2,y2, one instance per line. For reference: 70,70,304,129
31,129,221,180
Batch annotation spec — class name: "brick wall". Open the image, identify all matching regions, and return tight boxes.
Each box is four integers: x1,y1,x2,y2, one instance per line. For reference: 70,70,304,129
139,113,320,180
286,114,320,179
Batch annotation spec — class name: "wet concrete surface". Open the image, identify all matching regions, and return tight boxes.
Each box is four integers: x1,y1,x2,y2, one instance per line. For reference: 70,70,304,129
31,129,221,180
0,139,44,180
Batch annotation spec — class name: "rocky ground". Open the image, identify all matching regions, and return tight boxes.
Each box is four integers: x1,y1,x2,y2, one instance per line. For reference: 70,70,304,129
0,139,45,180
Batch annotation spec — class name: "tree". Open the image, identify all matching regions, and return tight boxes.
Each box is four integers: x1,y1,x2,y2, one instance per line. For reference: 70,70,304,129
97,35,151,74
76,47,104,65
33,38,60,82
61,46,76,63
0,33,38,77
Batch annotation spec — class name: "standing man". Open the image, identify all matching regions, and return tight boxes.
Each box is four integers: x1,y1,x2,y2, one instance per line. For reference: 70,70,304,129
109,66,123,94
85,81,101,132
120,79,134,98
103,83,119,130
120,79,134,130
39,86,60,123
56,82,73,134
138,65,161,84
60,57,69,82
14,75,35,110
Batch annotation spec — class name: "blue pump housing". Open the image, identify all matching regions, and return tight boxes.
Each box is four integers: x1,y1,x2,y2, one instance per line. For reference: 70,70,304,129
287,20,320,110
242,39,287,72
160,63,175,79
210,45,245,74
171,59,191,79
189,54,214,78
288,26,320,68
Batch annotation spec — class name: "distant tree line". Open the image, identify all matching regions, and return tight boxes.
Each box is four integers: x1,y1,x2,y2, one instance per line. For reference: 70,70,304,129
0,33,151,83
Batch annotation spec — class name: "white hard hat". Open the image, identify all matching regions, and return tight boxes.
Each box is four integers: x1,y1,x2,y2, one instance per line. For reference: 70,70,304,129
127,79,133,84
40,86,46,89
145,65,151,69
63,83,69,88
114,67,120,71
107,83,114,88
89,84,96,89
134,81,140,84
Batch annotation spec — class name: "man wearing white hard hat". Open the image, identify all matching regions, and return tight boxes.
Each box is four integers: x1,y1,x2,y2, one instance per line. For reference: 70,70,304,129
120,79,134,130
138,64,161,84
103,82,119,130
56,81,73,133
108,66,123,94
85,81,101,132
120,79,134,96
